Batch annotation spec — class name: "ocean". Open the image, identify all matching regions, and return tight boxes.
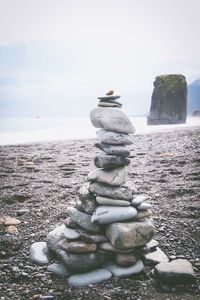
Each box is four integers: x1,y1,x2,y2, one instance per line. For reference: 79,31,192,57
0,116,200,145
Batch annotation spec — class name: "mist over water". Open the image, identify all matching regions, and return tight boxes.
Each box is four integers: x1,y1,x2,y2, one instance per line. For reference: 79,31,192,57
0,116,199,145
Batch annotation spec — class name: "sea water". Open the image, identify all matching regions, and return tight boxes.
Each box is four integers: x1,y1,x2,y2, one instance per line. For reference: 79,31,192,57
0,116,200,145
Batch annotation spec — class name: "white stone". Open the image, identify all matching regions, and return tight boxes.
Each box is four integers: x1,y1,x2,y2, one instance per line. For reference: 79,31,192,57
144,247,169,265
90,107,135,134
29,242,49,265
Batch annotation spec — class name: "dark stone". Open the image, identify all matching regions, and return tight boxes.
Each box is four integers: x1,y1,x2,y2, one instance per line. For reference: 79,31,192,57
94,154,130,169
147,74,187,125
56,249,110,272
192,110,200,116
95,143,130,157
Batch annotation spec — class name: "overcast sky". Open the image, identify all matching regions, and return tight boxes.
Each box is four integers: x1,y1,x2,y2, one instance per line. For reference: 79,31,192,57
0,0,199,117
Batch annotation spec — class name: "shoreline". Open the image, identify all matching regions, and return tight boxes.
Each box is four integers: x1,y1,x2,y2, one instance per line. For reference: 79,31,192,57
0,124,200,147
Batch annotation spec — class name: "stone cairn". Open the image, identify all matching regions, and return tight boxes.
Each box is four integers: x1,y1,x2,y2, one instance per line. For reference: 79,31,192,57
30,91,157,287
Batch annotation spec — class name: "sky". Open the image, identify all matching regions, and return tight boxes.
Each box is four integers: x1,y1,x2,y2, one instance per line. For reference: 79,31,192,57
0,0,199,117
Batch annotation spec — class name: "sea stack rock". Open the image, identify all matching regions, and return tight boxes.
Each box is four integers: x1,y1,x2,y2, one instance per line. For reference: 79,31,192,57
147,74,187,125
30,90,157,287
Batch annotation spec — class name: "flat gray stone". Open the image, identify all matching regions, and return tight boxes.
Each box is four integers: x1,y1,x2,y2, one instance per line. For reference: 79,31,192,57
98,102,121,108
30,242,49,265
96,129,133,145
47,263,70,277
92,206,137,224
90,107,135,134
98,95,121,101
154,259,196,285
66,207,100,233
137,202,152,210
94,154,130,169
68,269,112,287
144,247,169,265
96,196,130,206
95,143,130,157
89,182,133,200
104,259,144,278
63,227,80,240
131,195,149,206
87,167,126,186
57,249,110,273
106,220,156,249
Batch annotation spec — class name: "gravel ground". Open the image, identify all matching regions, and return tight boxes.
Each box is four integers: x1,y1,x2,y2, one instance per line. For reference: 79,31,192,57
0,127,200,300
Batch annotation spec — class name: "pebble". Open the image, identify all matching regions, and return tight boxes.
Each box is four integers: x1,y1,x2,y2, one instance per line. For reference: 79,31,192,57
92,206,137,224
96,196,130,206
104,259,144,278
137,202,152,210
87,167,126,186
16,208,30,216
115,253,137,267
4,217,21,225
5,225,18,234
95,143,130,157
94,154,130,169
68,269,112,287
144,247,169,265
106,220,156,249
90,107,135,134
143,239,159,252
29,242,49,264
66,207,100,233
47,263,70,277
135,209,152,220
154,259,196,285
89,182,133,200
96,129,133,145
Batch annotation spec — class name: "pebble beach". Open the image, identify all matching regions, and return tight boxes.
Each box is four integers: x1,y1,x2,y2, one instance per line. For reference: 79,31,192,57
0,126,200,299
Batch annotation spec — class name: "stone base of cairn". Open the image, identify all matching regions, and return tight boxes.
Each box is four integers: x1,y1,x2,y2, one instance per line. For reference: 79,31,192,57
30,92,157,287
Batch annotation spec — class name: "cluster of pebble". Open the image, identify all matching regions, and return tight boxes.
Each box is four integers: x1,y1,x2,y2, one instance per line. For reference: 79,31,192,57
29,92,196,288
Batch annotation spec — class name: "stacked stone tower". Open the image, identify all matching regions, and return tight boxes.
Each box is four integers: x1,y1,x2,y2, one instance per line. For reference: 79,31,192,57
31,92,156,287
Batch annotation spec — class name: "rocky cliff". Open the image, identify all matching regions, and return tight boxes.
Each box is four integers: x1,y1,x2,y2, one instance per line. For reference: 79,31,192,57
187,79,200,115
147,74,187,125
